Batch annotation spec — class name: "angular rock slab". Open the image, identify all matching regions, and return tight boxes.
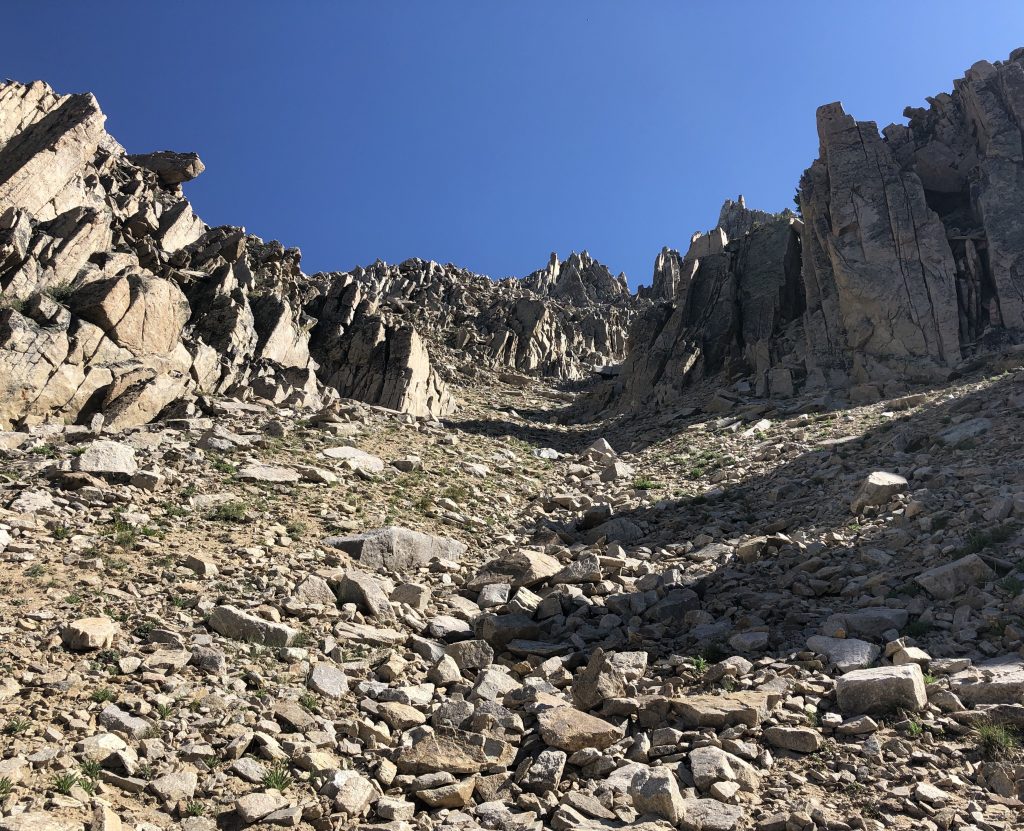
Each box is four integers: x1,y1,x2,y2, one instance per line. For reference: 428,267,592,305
836,664,927,714
396,726,514,774
324,526,466,572
208,604,297,647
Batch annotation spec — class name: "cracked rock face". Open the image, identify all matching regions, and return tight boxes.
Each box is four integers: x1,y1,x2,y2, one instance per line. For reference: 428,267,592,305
0,81,459,428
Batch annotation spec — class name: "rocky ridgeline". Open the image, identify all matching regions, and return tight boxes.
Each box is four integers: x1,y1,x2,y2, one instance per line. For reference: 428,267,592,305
596,49,1024,414
315,252,636,385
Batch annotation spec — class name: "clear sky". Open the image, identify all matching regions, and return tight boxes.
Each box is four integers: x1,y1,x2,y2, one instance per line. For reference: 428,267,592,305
5,3,1024,287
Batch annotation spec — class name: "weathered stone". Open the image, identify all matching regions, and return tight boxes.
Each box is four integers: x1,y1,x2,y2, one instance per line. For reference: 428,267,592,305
851,471,908,514
324,526,466,571
62,616,118,650
915,553,996,599
836,665,928,714
208,605,297,647
536,706,622,752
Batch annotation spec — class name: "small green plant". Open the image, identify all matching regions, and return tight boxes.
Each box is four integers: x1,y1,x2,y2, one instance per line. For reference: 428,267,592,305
79,759,102,781
905,719,924,737
24,564,45,579
210,501,248,522
51,771,79,795
0,295,26,313
109,517,138,548
262,762,293,792
690,655,708,675
3,717,31,736
922,672,938,685
44,281,76,303
184,801,207,817
963,524,1016,555
156,702,174,719
298,693,320,713
999,575,1024,595
0,776,13,802
210,456,236,475
90,687,115,704
975,722,1019,759
632,478,663,491
52,523,71,540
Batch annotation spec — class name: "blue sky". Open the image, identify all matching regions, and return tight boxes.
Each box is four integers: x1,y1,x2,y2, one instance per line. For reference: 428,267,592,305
6,3,1024,287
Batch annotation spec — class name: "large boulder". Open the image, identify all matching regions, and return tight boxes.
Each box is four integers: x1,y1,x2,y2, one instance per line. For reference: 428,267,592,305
323,526,467,572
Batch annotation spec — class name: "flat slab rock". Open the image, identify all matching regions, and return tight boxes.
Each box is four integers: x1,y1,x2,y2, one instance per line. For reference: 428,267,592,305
208,605,297,647
323,526,466,571
951,655,1024,705
536,706,623,751
235,463,300,483
396,726,514,774
672,691,780,728
321,445,385,473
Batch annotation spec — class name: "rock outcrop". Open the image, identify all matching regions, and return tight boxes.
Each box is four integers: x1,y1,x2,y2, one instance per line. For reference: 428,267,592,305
0,80,456,427
799,49,1024,393
325,252,639,383
609,213,804,408
610,49,1024,411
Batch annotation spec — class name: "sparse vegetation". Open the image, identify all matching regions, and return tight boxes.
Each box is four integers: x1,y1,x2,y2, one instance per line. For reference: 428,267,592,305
51,771,80,795
90,687,115,704
975,722,1019,759
3,717,31,736
211,501,248,522
262,761,293,792
184,801,207,817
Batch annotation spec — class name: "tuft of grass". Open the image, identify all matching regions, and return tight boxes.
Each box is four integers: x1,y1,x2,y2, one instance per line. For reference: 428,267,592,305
44,281,76,303
79,759,102,781
0,776,13,802
50,771,79,795
262,762,293,792
298,693,320,714
24,564,45,579
3,717,31,736
998,575,1024,595
156,702,174,719
690,655,708,675
963,524,1016,556
184,800,207,817
975,722,1019,759
210,456,236,475
90,687,115,704
210,501,248,522
632,478,663,491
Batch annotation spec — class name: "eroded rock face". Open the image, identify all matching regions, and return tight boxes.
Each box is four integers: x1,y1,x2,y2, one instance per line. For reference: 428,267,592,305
320,252,640,384
799,103,962,389
0,80,456,427
611,215,805,408
799,50,1024,390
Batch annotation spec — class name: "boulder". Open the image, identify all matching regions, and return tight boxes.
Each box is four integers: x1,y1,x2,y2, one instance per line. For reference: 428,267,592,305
323,526,466,572
836,664,928,714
